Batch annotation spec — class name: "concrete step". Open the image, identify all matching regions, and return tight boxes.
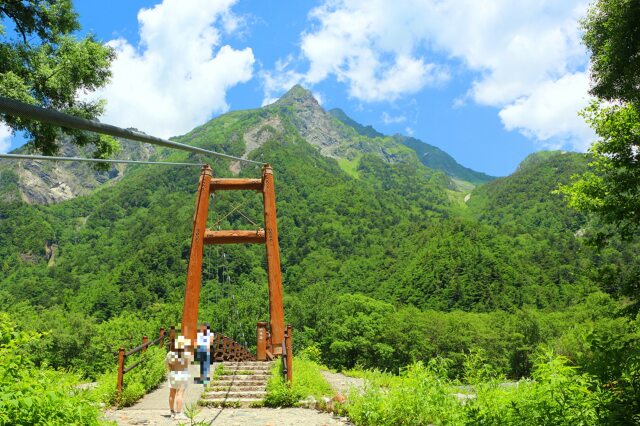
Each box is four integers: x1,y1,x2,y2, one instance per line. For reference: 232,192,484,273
199,398,263,408
213,379,268,387
220,370,269,376
202,390,267,399
221,366,272,371
206,385,265,392
219,367,272,373
222,362,273,369
216,374,270,380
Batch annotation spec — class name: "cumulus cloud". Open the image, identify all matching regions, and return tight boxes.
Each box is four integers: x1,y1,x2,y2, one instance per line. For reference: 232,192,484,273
262,0,449,104
269,0,594,150
88,0,254,138
0,124,12,154
499,72,594,149
424,0,594,149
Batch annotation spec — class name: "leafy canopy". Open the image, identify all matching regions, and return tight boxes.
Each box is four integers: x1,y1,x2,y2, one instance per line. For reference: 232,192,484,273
560,0,640,241
0,0,117,157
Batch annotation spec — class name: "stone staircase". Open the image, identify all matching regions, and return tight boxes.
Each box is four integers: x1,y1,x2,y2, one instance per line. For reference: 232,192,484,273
199,361,274,408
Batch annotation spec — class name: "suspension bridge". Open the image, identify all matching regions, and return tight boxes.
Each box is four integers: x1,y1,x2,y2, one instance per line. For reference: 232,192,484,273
0,96,294,405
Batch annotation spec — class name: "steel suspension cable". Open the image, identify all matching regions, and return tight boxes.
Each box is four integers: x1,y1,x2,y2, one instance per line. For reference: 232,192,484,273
0,96,265,165
0,153,204,166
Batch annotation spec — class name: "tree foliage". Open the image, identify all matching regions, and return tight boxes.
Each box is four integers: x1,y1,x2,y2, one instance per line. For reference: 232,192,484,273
561,0,640,241
582,0,640,104
0,0,116,157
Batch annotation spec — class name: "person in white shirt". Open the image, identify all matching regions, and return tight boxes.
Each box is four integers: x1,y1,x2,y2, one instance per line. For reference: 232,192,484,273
165,335,192,420
195,323,212,384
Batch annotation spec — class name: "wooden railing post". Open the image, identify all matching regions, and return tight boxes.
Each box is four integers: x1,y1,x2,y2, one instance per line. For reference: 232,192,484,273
142,335,148,353
117,348,125,403
256,321,267,361
159,327,165,348
285,325,293,384
169,326,176,350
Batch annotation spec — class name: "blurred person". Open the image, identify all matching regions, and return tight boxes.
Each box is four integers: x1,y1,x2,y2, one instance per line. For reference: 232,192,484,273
165,335,192,420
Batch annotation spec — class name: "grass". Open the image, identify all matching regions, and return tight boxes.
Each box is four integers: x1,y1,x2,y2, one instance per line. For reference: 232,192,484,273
336,155,362,178
93,346,167,408
263,358,333,407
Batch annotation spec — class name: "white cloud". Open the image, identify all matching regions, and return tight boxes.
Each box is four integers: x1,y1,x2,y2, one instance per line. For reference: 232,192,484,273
88,0,255,138
270,0,594,150
382,112,406,124
0,124,12,153
423,0,593,150
499,72,595,150
261,56,305,106
262,0,449,104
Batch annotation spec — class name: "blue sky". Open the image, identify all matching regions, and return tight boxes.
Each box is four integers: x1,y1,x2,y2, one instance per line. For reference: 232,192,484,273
3,0,595,176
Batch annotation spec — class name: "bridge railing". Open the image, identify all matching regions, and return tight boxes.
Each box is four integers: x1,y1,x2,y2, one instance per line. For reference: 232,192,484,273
116,327,166,402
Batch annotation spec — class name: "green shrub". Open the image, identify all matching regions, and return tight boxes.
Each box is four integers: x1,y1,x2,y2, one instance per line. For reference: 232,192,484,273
0,313,101,425
347,359,464,426
465,350,606,425
299,344,323,363
264,358,333,407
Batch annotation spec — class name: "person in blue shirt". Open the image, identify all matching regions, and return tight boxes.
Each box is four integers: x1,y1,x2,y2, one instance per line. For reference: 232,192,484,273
195,323,212,384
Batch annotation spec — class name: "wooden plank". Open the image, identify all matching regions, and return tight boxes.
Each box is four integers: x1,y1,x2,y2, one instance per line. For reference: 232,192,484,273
204,229,265,245
210,178,262,192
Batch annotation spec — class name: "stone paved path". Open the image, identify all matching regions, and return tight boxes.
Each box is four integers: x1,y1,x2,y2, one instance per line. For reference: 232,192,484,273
105,407,350,425
103,363,351,425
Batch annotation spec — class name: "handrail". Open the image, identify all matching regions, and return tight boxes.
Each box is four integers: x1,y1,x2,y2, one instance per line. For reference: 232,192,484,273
125,334,163,357
116,327,166,403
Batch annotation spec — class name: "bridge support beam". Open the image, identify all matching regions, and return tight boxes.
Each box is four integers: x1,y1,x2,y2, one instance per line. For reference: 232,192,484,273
262,165,285,355
181,165,212,344
204,229,266,244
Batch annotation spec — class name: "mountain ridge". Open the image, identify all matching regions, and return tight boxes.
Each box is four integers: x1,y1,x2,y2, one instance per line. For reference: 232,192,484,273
1,85,493,205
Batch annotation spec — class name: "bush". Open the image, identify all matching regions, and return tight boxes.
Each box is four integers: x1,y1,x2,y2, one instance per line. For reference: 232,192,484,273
264,357,333,407
466,350,606,425
347,352,610,426
347,359,464,426
0,313,101,425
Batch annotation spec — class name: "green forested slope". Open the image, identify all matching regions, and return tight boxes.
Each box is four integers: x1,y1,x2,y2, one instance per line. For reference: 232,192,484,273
0,88,638,394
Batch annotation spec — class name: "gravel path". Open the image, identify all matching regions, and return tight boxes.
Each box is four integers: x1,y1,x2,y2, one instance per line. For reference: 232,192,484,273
320,370,365,396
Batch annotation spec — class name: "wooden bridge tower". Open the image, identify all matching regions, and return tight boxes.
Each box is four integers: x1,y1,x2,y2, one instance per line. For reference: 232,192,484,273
181,165,285,358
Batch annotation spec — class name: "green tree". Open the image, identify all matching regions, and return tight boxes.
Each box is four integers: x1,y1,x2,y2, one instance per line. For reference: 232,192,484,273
0,0,117,157
560,0,640,240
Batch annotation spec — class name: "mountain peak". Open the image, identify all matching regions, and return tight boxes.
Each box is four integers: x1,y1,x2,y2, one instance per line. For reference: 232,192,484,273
275,84,319,107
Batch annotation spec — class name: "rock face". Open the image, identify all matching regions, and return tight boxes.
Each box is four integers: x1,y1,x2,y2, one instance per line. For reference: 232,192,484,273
265,85,417,165
269,85,352,158
0,138,155,204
